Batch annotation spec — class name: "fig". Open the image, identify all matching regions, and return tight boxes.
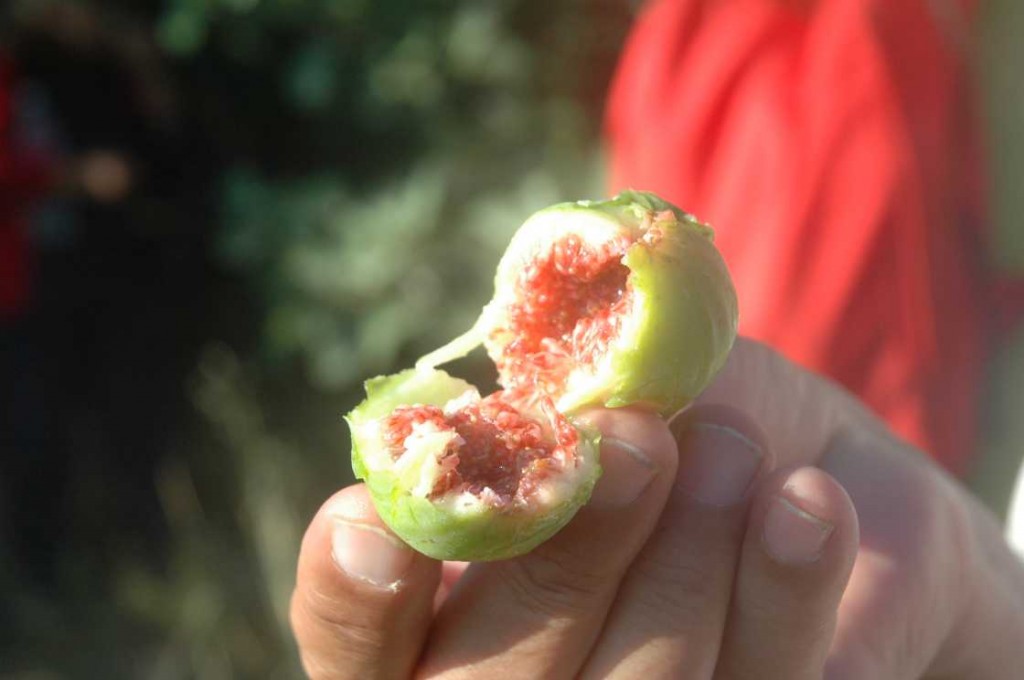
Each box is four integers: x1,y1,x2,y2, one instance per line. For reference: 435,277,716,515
346,368,601,561
418,190,738,416
347,191,737,561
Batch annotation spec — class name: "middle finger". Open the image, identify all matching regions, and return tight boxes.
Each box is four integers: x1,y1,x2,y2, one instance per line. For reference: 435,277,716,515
580,405,770,679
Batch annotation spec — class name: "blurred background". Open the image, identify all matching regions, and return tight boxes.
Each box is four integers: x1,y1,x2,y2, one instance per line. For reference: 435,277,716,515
0,0,1021,677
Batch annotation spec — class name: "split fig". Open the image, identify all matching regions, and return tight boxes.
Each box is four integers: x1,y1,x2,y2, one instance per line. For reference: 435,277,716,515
346,368,600,561
347,191,737,561
419,190,738,415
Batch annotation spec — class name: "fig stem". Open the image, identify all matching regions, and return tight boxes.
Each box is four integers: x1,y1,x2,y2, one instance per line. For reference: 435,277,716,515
416,311,491,370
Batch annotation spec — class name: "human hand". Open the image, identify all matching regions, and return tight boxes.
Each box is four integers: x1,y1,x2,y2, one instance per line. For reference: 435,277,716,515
290,339,1024,678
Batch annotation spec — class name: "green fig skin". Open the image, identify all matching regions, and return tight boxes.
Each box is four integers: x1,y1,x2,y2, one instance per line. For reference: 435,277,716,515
418,190,739,417
346,368,602,562
562,193,739,415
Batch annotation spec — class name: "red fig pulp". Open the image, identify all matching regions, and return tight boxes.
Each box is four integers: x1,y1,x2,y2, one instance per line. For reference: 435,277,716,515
493,234,633,398
381,391,580,507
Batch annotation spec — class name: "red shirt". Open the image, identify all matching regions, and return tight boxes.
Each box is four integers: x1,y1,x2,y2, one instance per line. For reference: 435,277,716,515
607,0,999,474
1,52,53,319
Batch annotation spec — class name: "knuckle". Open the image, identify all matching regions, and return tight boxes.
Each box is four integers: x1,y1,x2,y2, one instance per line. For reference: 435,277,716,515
823,430,966,679
627,551,726,622
299,650,351,680
290,584,388,658
496,548,615,618
825,649,884,680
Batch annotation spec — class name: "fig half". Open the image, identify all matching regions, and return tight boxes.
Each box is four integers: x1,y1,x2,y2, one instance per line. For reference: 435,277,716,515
347,191,737,561
418,190,738,416
347,368,600,561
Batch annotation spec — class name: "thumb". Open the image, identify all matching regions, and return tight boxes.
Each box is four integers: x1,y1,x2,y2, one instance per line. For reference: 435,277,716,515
290,486,441,678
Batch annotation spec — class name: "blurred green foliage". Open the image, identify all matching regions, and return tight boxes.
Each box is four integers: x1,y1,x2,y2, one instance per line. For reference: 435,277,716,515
0,0,629,676
161,0,625,385
981,0,1024,271
121,1,628,677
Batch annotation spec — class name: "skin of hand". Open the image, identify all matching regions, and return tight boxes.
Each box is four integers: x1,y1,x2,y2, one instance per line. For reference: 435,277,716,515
290,338,1024,679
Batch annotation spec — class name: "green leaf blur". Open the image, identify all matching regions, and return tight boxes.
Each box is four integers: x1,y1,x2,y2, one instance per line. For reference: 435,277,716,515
1,0,632,676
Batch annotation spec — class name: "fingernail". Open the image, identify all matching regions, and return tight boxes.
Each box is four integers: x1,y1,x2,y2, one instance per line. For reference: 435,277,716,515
677,423,763,506
763,496,834,565
590,437,658,507
330,518,416,589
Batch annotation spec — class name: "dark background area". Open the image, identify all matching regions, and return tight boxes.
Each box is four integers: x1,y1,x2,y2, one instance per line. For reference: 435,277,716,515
0,1,631,676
